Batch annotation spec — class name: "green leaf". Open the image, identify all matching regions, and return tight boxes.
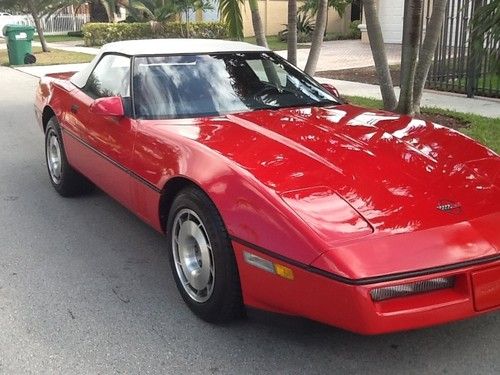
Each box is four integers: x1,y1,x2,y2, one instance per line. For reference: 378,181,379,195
218,0,244,40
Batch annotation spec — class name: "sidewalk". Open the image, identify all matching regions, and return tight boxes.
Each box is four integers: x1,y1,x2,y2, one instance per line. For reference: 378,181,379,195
316,77,500,118
32,41,100,55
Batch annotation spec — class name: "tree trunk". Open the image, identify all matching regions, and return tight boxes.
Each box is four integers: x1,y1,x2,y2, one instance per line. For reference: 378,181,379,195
362,0,397,110
27,1,49,53
304,0,327,75
89,1,109,22
248,0,268,48
185,9,190,38
412,0,447,112
287,0,297,65
396,0,423,115
99,0,116,22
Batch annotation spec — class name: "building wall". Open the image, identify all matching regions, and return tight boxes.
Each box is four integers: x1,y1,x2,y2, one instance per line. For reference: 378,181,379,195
241,1,351,37
360,0,433,44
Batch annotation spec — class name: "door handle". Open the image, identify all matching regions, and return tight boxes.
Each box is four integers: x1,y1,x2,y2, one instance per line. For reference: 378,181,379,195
70,104,79,114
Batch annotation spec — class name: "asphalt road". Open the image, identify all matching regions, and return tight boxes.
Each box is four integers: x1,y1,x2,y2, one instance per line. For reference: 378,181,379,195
0,66,499,375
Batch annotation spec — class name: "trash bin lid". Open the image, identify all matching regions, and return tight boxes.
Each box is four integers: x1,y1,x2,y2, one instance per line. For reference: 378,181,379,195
3,24,35,36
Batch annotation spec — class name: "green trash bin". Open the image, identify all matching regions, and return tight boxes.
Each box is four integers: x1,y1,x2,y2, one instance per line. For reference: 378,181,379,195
2,24,36,65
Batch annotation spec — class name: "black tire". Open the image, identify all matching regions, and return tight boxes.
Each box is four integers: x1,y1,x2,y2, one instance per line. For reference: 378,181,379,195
45,117,93,197
166,187,244,323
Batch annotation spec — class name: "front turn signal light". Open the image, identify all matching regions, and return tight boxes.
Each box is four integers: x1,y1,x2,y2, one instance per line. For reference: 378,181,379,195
244,251,294,280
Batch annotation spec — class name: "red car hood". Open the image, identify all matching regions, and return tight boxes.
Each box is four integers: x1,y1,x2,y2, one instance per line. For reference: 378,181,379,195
212,105,499,232
154,104,500,277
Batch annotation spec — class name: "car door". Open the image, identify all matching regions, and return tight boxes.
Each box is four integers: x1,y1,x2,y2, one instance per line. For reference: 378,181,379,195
63,53,137,210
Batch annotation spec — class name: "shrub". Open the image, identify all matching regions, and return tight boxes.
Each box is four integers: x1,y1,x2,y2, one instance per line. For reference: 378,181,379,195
278,13,315,43
349,20,361,39
82,22,228,46
323,21,362,42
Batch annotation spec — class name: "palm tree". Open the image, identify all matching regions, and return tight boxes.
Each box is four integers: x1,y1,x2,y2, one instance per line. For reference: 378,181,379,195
218,0,244,39
219,0,268,47
471,0,500,42
248,0,267,47
362,0,448,114
100,0,118,22
287,0,297,65
71,0,121,22
396,0,423,114
304,0,328,75
122,0,178,22
361,0,397,110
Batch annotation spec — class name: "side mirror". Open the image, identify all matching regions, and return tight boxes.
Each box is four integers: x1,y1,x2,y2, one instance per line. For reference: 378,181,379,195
89,96,124,117
321,83,340,98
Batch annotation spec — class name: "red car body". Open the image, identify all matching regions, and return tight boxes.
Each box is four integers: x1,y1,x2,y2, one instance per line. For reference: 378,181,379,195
34,43,500,334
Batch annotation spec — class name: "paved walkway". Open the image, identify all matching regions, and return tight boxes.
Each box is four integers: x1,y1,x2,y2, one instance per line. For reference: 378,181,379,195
275,40,402,71
33,41,100,54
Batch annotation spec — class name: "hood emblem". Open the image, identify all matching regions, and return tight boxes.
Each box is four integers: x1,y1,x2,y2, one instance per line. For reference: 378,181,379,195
437,200,462,214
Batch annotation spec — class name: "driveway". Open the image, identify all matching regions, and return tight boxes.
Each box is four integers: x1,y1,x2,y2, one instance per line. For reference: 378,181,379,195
276,39,402,71
0,66,499,374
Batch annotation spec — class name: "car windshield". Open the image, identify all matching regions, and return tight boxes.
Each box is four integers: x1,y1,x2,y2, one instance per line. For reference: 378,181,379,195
133,52,338,119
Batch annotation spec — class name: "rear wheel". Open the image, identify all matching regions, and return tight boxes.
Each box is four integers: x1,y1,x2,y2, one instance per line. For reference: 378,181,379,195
45,117,92,197
167,187,244,323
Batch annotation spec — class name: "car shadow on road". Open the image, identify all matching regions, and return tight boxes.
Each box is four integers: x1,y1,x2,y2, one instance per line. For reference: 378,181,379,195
20,180,500,374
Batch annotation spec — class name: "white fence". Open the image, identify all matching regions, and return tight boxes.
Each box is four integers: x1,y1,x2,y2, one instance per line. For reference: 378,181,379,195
0,13,90,35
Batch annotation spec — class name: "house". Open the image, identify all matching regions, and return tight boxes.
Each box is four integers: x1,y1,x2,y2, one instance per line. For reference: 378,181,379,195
194,0,356,37
240,1,354,37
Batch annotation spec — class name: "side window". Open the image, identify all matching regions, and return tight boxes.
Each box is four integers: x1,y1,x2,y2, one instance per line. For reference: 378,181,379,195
83,54,130,99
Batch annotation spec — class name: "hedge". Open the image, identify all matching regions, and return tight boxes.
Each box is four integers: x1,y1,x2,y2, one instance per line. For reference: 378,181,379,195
82,22,228,46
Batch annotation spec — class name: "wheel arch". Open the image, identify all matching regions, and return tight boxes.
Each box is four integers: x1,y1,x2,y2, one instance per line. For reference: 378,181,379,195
42,106,56,132
158,176,206,233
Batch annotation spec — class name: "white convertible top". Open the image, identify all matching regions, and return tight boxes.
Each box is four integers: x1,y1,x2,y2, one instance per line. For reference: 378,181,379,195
71,39,269,88
102,38,269,55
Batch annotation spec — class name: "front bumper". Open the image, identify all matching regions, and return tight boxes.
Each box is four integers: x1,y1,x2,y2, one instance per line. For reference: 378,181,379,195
232,240,500,335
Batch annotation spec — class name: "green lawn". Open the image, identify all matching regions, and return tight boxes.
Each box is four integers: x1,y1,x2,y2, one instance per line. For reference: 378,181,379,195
0,46,94,66
347,96,500,153
243,35,310,51
457,73,500,92
34,34,83,43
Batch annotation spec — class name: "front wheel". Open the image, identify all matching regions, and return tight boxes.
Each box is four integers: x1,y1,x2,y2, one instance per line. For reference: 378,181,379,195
167,187,244,323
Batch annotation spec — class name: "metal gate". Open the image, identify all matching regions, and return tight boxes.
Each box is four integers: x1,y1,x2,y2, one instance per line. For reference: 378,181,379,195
425,0,499,98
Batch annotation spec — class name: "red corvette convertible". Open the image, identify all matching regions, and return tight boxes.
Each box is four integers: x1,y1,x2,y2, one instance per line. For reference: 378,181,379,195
34,39,500,334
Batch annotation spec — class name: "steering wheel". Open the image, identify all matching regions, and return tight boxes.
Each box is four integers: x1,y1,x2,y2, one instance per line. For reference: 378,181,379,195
253,85,281,100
